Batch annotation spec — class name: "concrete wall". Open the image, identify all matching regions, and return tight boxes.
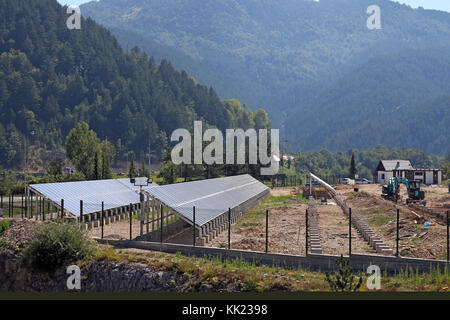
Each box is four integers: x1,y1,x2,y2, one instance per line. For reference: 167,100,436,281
378,171,393,184
95,238,449,275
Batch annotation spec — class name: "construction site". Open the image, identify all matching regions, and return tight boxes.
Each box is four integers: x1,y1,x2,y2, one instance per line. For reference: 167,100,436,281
1,171,446,266
206,180,450,261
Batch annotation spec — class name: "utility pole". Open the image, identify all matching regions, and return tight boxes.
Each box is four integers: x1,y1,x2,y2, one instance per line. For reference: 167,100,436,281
25,131,35,218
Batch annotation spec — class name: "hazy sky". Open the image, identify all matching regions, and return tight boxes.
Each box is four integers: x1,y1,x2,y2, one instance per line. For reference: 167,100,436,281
57,0,450,13
395,0,450,12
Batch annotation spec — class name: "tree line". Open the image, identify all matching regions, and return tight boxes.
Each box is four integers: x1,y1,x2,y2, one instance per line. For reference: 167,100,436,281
0,0,269,169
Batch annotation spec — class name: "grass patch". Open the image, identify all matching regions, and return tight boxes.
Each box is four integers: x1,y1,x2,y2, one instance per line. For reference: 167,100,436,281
91,245,450,292
0,219,10,234
360,207,393,226
0,238,15,251
235,195,299,228
347,191,370,200
367,215,393,226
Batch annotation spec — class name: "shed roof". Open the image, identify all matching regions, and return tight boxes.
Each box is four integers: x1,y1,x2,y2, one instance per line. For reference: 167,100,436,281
379,160,415,171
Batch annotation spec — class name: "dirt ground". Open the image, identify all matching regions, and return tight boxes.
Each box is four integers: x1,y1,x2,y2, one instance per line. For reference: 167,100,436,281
207,187,374,256
88,218,144,240
85,184,449,260
316,201,375,256
337,184,450,259
208,197,308,255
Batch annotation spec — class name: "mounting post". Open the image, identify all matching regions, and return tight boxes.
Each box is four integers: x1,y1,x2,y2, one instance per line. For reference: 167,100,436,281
349,207,352,257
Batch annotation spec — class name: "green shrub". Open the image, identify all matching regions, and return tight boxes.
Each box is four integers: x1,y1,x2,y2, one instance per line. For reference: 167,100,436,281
21,222,93,273
325,255,363,292
0,220,10,234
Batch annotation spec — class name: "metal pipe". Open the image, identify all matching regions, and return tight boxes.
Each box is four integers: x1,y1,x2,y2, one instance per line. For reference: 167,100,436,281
193,206,196,247
80,200,83,225
160,204,164,243
129,203,133,240
306,209,309,256
228,208,231,250
447,211,449,263
396,208,400,257
349,208,352,257
265,209,269,254
101,201,104,239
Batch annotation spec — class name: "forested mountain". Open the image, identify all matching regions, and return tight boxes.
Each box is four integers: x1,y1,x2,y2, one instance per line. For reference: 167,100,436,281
81,0,450,154
286,48,450,154
0,0,269,168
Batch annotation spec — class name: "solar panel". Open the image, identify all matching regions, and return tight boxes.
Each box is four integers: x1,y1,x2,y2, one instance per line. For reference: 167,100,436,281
144,174,269,227
30,178,158,216
30,175,268,227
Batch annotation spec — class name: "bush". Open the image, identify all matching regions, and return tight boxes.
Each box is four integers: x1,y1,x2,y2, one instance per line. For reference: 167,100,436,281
325,255,363,292
0,220,10,234
21,222,93,273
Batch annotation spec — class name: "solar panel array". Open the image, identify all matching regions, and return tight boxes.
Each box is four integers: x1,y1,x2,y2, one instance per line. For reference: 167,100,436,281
144,174,269,227
30,175,269,227
30,178,157,216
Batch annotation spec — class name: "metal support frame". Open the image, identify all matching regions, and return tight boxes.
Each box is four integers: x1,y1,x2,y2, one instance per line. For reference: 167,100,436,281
349,207,352,257
265,209,269,254
193,206,196,247
305,209,309,256
228,208,231,250
396,208,400,257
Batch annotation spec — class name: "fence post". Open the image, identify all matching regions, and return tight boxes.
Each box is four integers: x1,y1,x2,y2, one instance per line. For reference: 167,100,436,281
101,201,104,239
396,208,400,257
228,208,231,250
129,203,133,241
349,207,352,257
160,204,164,243
0,194,2,210
61,199,64,221
80,200,83,225
42,198,45,221
8,194,11,218
265,209,269,254
305,209,309,256
193,206,196,247
447,211,449,263
21,194,24,219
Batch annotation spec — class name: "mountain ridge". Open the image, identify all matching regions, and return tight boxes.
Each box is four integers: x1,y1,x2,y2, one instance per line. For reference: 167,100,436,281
81,0,450,154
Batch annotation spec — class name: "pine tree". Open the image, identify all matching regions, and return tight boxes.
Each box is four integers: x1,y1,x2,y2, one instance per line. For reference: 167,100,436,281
94,153,100,180
129,159,137,179
349,153,357,179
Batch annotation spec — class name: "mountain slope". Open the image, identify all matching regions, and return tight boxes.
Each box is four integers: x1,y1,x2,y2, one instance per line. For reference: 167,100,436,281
0,0,267,168
81,0,450,124
286,47,450,154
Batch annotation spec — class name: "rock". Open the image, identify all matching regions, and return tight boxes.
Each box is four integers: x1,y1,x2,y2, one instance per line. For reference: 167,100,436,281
199,284,214,292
